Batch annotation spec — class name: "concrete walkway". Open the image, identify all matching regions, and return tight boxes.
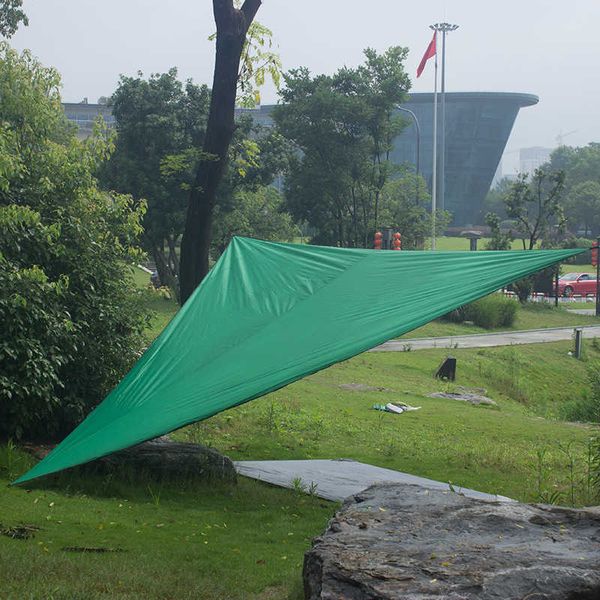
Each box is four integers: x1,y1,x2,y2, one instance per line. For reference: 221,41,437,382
567,308,596,315
371,325,600,352
235,459,512,503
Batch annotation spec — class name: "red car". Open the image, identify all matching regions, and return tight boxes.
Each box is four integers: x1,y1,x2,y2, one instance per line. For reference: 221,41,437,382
555,272,598,296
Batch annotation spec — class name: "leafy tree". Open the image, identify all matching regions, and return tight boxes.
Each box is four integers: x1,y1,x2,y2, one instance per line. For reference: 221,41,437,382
274,47,412,247
101,64,294,299
504,168,566,250
378,172,449,249
551,143,600,190
179,0,263,304
98,69,211,293
545,143,600,236
484,168,567,302
211,186,296,255
0,44,148,441
565,180,600,237
484,212,513,250
0,0,27,38
162,114,295,260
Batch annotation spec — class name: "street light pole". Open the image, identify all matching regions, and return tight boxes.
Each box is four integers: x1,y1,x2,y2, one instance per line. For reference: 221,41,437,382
429,22,459,214
396,106,421,205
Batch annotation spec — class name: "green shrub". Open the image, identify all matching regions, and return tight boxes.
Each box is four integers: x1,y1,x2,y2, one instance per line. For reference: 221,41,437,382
442,294,518,329
0,45,149,441
562,237,594,265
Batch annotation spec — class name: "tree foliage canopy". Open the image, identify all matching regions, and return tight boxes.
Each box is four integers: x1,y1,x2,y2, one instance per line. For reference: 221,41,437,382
99,68,294,295
548,143,600,236
98,69,211,293
0,0,27,38
274,47,440,247
504,168,566,250
0,44,148,441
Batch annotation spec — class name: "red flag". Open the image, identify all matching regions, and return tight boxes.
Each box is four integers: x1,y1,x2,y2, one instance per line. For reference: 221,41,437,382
416,31,436,78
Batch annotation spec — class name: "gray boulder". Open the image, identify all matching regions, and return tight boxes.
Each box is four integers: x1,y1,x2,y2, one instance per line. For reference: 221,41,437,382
304,483,600,599
89,438,237,481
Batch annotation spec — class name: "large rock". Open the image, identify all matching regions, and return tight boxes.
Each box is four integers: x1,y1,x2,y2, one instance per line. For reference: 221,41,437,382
304,483,600,599
25,438,236,482
88,438,237,481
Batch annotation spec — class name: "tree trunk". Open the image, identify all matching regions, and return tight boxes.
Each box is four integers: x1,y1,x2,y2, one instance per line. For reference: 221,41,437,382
179,0,261,304
166,234,180,274
154,248,179,295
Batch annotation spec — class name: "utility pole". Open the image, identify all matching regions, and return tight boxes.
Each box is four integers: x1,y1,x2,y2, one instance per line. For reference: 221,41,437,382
430,22,459,214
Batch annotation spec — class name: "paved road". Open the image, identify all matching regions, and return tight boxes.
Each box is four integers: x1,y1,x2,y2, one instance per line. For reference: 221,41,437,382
235,459,512,503
371,325,600,352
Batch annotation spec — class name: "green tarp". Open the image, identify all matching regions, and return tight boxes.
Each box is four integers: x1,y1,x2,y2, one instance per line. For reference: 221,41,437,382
15,238,584,484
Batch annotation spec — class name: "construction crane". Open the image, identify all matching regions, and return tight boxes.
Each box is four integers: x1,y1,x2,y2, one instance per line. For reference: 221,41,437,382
556,130,577,146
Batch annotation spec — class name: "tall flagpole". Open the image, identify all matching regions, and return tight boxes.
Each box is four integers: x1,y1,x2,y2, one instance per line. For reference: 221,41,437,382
431,33,438,251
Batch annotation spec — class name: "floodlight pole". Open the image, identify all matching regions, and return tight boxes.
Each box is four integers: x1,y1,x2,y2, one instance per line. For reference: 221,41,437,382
430,22,459,215
431,40,438,250
396,106,421,205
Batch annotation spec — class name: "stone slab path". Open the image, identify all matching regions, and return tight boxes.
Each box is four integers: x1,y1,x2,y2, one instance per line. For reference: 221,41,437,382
371,325,600,352
234,459,512,503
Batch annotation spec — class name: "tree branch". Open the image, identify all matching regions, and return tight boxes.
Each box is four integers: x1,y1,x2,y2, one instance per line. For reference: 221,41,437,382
241,0,262,26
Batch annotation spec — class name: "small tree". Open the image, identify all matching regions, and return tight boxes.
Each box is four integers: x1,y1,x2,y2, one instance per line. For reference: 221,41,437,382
484,212,513,251
488,168,566,302
379,172,449,249
505,168,566,250
212,186,296,255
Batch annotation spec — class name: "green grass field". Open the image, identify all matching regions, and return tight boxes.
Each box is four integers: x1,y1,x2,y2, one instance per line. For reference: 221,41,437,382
434,236,531,251
2,256,599,599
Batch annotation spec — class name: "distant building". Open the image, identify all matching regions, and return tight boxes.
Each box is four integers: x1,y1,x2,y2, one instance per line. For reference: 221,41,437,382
63,91,538,226
519,146,552,175
242,93,538,226
62,101,115,139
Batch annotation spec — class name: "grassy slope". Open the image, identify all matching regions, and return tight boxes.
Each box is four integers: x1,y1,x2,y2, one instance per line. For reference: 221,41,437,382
181,341,598,505
2,259,600,599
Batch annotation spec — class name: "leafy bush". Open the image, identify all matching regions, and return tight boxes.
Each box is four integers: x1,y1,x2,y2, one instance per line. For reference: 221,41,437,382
442,294,518,329
562,237,594,265
0,44,149,441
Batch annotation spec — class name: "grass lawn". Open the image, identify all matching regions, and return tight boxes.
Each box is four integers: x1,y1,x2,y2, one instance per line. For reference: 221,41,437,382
131,266,178,340
0,465,332,600
2,262,599,599
434,236,534,251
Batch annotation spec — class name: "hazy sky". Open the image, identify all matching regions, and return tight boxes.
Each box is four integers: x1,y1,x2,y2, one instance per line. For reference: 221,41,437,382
11,0,600,171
